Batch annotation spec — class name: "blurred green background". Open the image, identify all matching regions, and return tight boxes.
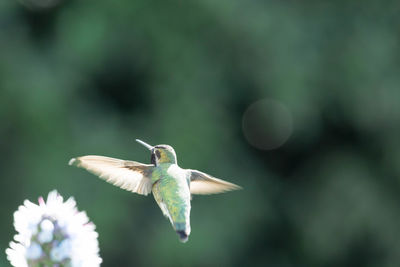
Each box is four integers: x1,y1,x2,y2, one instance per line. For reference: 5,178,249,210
1,0,400,266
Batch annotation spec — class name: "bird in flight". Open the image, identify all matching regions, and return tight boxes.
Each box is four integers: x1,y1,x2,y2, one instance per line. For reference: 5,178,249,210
69,139,241,243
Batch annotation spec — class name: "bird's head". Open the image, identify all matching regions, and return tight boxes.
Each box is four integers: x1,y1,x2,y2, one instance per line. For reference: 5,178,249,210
136,139,177,166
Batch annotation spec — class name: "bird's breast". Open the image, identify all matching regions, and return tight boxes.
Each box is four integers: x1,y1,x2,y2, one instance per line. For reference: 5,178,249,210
166,164,187,181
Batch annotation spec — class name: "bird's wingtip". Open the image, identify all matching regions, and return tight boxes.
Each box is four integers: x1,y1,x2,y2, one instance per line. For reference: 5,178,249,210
68,158,77,166
234,184,243,191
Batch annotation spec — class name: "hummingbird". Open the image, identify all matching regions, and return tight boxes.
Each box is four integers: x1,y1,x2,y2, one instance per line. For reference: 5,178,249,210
68,139,241,243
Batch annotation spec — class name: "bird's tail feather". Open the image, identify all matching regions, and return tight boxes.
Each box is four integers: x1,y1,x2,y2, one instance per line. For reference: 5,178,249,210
176,230,188,243
174,222,190,243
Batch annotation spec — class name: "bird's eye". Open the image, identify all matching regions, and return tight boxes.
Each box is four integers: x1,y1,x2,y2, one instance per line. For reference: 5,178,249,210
155,150,161,159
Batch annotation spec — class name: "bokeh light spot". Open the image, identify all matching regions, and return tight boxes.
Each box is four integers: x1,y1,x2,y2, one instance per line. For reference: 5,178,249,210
242,98,293,150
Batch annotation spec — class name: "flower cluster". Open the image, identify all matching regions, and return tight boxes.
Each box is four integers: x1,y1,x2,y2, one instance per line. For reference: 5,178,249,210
6,190,102,267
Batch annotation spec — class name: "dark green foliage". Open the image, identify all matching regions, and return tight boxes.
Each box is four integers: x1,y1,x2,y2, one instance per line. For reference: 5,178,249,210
1,0,399,266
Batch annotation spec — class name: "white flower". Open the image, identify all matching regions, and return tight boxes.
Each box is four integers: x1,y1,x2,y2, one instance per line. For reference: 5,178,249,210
25,242,42,260
6,190,102,267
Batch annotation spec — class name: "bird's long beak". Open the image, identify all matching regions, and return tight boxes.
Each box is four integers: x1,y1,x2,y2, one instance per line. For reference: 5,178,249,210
136,139,154,150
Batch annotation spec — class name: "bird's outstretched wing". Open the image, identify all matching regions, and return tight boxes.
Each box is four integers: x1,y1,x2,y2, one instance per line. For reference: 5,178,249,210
188,170,242,195
69,155,155,196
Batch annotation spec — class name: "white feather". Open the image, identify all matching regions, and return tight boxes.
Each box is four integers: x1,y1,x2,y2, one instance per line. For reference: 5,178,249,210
69,155,154,196
189,169,242,195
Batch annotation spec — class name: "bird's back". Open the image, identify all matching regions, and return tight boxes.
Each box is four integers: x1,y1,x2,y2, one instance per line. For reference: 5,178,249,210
152,164,191,242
